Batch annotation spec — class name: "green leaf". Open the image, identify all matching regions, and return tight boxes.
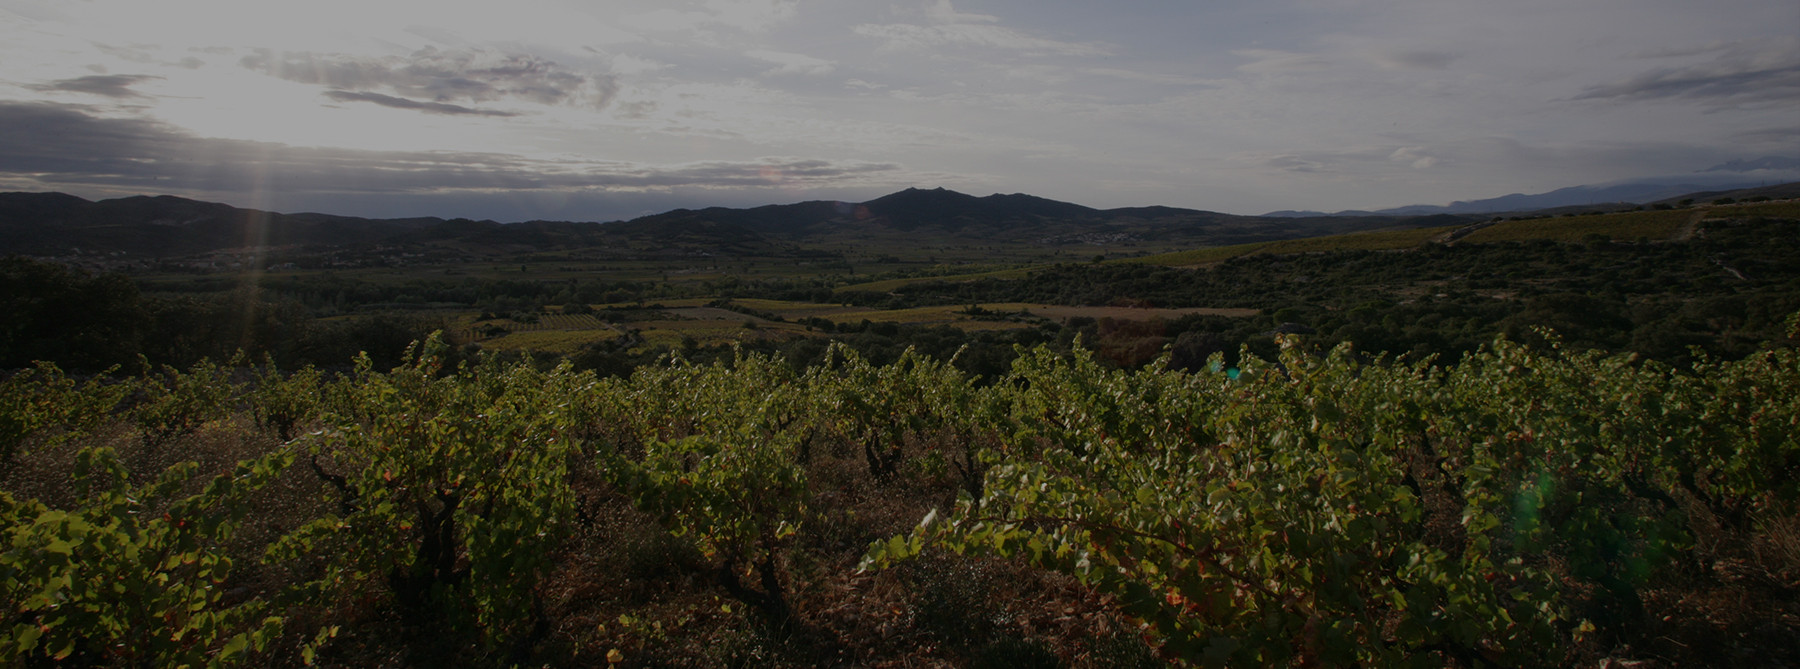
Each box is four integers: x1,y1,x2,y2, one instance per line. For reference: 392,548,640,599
13,624,42,651
219,633,248,659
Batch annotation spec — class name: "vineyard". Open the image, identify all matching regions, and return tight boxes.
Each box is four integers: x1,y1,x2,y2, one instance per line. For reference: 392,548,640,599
3,318,1799,667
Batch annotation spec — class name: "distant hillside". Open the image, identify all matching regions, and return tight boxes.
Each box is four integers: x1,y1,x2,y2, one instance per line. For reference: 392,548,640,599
1376,183,1728,215
0,192,437,256
1648,181,1800,205
616,187,1468,252
30,182,1793,260
1265,179,1796,217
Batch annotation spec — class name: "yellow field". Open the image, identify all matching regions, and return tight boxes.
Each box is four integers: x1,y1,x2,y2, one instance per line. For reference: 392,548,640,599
1124,242,1270,266
816,302,1254,326
476,329,620,353
833,267,1035,293
727,298,848,315
591,297,713,309
1715,202,1800,219
1257,226,1457,253
1459,210,1691,243
1128,225,1456,267
1016,304,1260,319
633,320,811,348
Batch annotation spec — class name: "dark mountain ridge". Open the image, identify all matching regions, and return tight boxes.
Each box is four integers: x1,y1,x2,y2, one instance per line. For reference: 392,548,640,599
17,180,1790,261
0,192,439,256
1267,179,1797,217
0,187,1485,260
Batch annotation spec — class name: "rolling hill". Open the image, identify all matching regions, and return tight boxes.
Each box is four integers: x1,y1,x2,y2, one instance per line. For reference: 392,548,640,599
4,181,1793,262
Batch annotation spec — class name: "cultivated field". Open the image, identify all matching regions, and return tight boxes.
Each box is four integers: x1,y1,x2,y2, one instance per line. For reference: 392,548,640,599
1459,209,1692,243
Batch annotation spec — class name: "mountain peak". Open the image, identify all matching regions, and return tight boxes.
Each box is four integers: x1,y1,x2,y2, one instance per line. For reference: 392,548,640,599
867,186,977,203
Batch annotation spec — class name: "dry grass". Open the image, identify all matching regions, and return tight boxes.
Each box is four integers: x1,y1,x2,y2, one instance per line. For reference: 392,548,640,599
834,268,1035,294
1460,210,1690,243
478,328,621,353
1713,201,1800,220
1128,225,1456,267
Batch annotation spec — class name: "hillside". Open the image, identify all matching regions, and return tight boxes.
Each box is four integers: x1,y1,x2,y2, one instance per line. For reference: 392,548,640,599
0,188,1474,262
0,193,438,256
17,183,1794,265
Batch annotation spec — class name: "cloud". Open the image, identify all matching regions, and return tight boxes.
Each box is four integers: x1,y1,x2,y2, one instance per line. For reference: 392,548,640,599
27,74,161,98
1733,126,1800,143
1233,49,1333,75
1574,37,1800,106
1264,144,1445,175
1377,50,1458,70
1389,146,1439,169
322,90,519,117
745,50,835,77
1699,156,1800,172
923,0,998,24
0,101,904,199
853,1,1109,57
240,46,618,110
1267,155,1328,173
1074,67,1220,88
853,23,1109,57
1290,138,1735,176
621,0,798,36
701,0,799,33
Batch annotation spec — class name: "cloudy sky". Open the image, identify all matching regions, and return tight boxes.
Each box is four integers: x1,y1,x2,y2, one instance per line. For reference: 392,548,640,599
2,0,1797,221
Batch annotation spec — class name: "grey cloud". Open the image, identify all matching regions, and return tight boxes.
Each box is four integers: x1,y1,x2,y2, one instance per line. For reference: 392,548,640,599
1267,155,1328,173
614,101,658,119
1380,50,1458,70
0,101,900,198
1234,49,1333,75
1699,156,1800,172
1264,145,1416,174
94,43,174,65
1733,126,1800,143
1632,42,1737,59
28,74,161,98
852,11,1111,57
1574,39,1800,105
322,90,518,117
239,47,619,110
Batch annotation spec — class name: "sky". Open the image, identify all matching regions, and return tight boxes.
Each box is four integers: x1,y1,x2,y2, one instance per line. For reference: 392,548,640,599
2,0,1798,221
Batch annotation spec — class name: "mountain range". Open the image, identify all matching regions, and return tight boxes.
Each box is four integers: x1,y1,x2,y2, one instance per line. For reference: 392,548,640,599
1265,173,1800,217
0,187,1460,260
3,180,1794,261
